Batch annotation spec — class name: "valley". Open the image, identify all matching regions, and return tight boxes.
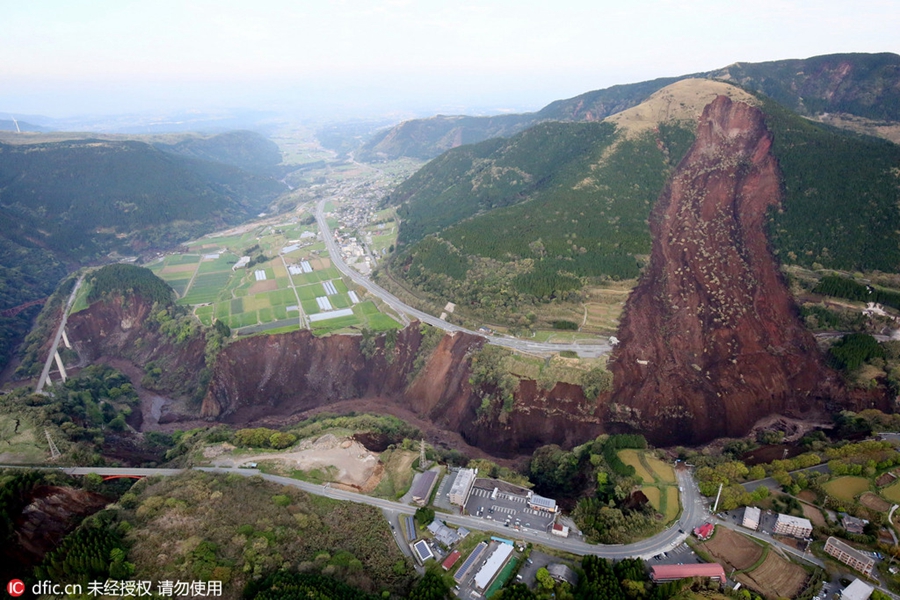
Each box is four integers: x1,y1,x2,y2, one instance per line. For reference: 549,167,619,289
3,50,900,600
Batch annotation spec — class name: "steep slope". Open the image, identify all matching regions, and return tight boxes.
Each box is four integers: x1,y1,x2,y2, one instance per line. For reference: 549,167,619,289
357,52,900,161
609,96,840,444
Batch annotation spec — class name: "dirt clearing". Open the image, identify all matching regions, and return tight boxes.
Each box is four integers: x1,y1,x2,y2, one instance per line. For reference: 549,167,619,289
249,280,278,294
212,433,382,490
700,527,763,571
735,551,807,599
801,503,826,526
860,491,892,512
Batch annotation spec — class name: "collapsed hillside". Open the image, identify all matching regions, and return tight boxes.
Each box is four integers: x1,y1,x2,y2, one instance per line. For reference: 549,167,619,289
67,293,605,456
609,96,883,444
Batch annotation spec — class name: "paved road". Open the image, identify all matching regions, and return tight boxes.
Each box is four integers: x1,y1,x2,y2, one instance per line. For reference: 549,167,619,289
315,200,613,358
740,464,831,492
8,464,708,559
35,274,84,394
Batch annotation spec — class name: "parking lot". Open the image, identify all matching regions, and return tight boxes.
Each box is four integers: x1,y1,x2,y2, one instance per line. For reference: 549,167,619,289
649,542,704,566
464,485,556,534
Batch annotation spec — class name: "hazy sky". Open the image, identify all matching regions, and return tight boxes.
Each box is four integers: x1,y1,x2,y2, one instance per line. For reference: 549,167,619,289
3,0,899,119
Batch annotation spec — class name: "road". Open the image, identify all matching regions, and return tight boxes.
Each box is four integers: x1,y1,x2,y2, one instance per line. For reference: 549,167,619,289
35,274,84,394
740,463,831,492
8,464,709,559
315,200,613,358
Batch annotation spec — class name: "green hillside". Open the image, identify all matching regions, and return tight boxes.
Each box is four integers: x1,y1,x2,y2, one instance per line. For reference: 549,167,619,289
384,120,694,321
153,130,284,175
355,52,900,162
0,137,285,371
383,85,900,327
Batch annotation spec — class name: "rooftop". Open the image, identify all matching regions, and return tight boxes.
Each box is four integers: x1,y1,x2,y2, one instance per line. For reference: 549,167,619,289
826,537,875,565
842,578,874,600
411,470,438,501
442,550,462,571
775,514,812,529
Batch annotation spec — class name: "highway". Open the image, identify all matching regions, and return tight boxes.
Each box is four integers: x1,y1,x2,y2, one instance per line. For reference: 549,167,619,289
35,274,84,394
315,200,613,358
9,464,710,559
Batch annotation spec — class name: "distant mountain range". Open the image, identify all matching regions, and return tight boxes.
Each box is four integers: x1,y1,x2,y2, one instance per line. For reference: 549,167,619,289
358,52,900,161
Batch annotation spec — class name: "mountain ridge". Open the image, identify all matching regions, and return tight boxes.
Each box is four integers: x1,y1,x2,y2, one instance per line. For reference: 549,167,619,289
357,52,900,161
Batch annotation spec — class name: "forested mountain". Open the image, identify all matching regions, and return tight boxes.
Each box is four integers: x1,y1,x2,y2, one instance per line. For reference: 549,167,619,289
382,79,900,324
0,136,285,373
357,52,900,161
152,130,284,176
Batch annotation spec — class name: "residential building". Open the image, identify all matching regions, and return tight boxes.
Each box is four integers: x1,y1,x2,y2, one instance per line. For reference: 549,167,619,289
693,523,714,540
773,514,813,538
742,506,761,530
824,537,875,576
651,564,726,582
547,564,578,586
449,468,477,506
841,514,867,535
441,551,461,571
413,540,434,564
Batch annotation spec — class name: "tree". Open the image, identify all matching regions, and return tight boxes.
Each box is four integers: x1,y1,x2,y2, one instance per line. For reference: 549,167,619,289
415,506,435,528
536,567,555,591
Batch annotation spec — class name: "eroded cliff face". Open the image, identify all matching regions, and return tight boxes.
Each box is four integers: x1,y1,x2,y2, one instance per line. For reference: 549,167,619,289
67,295,604,456
200,326,605,456
609,96,840,444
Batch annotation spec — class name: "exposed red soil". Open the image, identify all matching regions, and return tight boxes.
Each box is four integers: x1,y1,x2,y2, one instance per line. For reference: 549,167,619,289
609,96,885,445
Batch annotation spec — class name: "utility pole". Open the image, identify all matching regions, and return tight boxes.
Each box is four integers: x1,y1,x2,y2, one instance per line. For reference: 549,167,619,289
44,428,60,460
713,483,724,513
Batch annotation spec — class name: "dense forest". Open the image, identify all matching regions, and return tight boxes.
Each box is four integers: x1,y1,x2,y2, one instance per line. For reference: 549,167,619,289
761,95,900,272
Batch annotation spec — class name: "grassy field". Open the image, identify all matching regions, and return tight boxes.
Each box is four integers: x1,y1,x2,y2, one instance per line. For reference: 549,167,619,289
881,480,900,503
621,449,680,523
646,456,676,484
371,449,417,500
0,414,48,463
619,449,654,484
823,476,870,502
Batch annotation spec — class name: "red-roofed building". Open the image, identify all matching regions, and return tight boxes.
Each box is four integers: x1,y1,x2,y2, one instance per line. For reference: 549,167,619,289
442,550,462,571
651,564,726,583
693,523,715,540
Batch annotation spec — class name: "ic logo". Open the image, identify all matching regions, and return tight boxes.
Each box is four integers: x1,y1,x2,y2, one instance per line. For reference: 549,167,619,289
6,579,25,597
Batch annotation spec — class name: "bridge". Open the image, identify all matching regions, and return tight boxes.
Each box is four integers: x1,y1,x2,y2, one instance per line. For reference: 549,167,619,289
0,298,47,317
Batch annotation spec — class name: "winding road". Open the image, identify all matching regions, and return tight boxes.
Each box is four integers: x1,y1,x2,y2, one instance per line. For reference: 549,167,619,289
10,464,709,559
315,200,614,358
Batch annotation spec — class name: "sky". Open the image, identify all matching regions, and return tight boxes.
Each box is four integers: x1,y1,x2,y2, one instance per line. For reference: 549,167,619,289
3,0,899,120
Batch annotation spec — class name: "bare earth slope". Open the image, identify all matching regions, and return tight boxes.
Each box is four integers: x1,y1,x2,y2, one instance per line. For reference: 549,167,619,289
609,96,838,445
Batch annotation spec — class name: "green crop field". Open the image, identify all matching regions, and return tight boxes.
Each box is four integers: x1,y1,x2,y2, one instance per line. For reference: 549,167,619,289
823,476,870,502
